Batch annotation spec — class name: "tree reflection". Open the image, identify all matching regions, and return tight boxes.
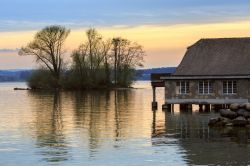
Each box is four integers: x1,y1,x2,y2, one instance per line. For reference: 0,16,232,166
28,91,70,163
28,89,150,161
151,110,250,165
71,89,138,157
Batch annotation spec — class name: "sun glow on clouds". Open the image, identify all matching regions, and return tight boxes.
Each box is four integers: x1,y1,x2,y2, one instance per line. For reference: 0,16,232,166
1,20,250,69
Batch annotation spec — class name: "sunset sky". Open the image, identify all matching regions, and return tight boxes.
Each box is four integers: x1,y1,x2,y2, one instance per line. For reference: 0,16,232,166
1,0,250,69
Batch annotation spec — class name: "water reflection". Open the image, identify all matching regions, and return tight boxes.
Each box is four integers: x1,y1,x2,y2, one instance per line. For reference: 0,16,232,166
1,82,250,165
29,91,70,163
28,89,149,163
152,109,250,165
71,90,137,155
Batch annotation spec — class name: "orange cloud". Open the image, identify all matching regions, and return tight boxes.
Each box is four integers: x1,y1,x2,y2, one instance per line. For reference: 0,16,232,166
1,20,250,68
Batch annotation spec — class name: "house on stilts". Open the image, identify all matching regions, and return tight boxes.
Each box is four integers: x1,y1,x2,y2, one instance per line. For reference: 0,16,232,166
154,38,250,110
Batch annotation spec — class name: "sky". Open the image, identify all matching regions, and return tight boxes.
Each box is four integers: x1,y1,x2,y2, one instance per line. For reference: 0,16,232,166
1,0,250,69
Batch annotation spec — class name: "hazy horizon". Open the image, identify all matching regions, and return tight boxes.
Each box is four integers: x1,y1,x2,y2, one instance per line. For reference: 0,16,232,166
1,0,250,69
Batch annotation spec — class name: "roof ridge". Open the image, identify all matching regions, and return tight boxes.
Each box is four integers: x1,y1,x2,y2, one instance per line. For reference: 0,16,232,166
200,37,250,40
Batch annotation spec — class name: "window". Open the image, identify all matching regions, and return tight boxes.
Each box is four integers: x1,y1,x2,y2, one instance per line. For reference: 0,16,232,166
176,81,189,94
223,81,237,94
198,81,213,94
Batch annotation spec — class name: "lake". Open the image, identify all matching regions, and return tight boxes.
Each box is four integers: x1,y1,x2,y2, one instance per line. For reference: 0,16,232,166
0,81,249,165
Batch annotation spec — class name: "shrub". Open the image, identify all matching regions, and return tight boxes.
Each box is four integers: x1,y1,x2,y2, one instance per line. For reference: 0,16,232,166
27,69,58,89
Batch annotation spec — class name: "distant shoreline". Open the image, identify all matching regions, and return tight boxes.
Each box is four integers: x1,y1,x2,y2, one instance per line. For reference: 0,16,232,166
0,67,176,82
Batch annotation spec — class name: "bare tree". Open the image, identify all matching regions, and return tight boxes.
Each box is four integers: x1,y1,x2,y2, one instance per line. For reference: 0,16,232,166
112,38,120,86
19,25,70,82
71,29,145,89
72,29,112,86
112,38,145,86
103,40,112,84
86,29,102,73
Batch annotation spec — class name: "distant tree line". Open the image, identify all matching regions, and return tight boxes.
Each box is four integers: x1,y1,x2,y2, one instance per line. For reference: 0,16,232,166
19,25,145,90
0,70,33,82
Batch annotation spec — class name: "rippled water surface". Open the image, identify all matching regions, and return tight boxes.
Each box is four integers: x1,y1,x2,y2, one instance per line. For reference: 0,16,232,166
0,81,250,166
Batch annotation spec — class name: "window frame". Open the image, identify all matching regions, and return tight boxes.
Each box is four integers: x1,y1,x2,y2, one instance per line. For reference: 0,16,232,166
198,80,213,94
176,81,190,94
223,80,237,94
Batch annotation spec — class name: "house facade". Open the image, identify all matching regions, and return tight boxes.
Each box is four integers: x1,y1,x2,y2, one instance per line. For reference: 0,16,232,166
162,38,250,104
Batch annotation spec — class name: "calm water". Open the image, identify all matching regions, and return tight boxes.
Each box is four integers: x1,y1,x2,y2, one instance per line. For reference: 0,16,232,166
0,81,249,166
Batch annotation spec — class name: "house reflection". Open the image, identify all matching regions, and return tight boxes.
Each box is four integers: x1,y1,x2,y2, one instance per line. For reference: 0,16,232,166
28,91,70,163
151,109,250,165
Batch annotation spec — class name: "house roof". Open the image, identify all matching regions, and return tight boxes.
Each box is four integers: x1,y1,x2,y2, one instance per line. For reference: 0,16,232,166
173,37,250,76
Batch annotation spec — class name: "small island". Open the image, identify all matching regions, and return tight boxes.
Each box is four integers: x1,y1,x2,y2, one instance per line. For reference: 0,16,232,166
19,25,145,90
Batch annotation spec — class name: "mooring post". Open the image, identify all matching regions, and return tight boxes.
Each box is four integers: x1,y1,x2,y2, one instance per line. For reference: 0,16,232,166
211,104,215,110
152,86,158,109
221,104,229,109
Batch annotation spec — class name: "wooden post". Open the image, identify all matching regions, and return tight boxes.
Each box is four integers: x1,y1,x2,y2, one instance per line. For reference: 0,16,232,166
152,110,156,135
211,104,215,110
153,86,156,102
222,104,227,109
152,86,158,109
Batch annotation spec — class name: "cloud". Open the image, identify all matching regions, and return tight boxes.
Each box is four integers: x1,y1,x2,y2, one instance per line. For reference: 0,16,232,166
0,48,19,53
0,0,250,32
0,20,97,32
